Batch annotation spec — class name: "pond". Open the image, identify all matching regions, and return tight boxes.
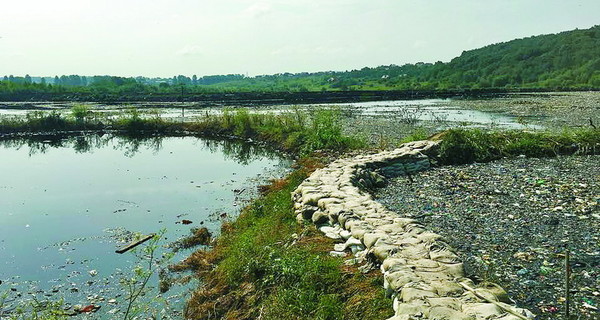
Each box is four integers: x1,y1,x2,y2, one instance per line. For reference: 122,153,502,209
0,134,291,319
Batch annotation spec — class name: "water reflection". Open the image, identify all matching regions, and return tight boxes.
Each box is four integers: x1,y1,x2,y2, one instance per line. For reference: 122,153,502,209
0,134,289,319
0,133,281,163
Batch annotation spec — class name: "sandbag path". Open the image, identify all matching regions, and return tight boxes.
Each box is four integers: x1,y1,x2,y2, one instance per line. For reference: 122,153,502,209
292,140,535,320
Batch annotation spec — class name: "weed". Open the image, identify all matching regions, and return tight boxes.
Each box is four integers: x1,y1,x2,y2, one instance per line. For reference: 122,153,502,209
437,128,600,164
119,229,173,320
301,108,365,154
1,296,68,320
183,165,392,320
70,104,91,123
399,127,431,143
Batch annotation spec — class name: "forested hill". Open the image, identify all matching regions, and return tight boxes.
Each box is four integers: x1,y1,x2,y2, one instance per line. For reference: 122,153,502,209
430,25,600,89
1,25,599,101
323,25,600,90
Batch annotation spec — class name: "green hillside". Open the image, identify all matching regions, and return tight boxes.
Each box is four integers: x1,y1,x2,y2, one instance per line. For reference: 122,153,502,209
319,25,600,90
432,25,600,89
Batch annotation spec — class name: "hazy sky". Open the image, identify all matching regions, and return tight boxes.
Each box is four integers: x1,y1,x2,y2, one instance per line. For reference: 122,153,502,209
0,0,598,77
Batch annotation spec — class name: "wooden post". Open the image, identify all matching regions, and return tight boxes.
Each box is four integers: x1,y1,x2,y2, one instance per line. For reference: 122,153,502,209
565,247,571,320
181,85,185,121
115,234,156,254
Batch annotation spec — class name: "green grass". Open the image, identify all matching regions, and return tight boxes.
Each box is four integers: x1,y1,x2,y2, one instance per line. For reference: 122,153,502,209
399,126,431,144
0,106,365,156
436,128,600,164
183,162,393,320
183,107,365,155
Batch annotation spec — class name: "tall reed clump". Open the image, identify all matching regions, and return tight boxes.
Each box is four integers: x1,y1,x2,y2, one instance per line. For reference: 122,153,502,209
1,106,364,155
184,107,364,155
301,108,364,154
70,104,91,124
112,108,172,133
25,111,72,132
437,128,600,164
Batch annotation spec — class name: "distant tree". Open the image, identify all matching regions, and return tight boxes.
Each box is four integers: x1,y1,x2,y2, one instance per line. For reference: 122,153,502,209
174,75,191,85
24,74,32,84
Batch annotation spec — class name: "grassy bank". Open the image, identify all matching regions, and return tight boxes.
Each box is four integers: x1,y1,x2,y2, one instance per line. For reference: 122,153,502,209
0,106,364,155
435,128,600,164
181,108,364,155
173,159,393,320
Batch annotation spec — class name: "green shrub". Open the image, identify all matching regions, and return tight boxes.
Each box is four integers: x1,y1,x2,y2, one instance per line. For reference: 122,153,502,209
70,104,90,123
25,111,70,131
302,108,365,154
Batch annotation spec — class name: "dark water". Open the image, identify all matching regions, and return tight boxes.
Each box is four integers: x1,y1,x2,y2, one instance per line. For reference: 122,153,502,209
0,134,290,318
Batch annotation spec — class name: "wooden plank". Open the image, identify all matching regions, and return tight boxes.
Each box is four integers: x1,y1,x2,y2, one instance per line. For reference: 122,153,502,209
115,234,156,254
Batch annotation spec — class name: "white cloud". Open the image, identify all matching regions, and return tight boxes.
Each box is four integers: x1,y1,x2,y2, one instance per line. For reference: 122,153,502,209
176,45,205,56
241,2,273,19
412,40,428,49
271,45,349,56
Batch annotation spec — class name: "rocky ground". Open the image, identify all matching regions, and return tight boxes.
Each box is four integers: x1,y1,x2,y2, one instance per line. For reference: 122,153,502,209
451,92,600,129
342,116,442,149
374,155,600,319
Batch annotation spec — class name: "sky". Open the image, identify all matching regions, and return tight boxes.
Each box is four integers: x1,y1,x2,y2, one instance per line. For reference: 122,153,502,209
0,0,598,78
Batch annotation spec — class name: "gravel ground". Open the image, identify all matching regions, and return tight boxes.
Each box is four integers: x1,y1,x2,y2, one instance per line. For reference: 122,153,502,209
451,92,600,129
374,155,600,319
342,116,442,148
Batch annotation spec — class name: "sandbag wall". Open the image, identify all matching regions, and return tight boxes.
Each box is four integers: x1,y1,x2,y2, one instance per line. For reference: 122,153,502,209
292,140,534,320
